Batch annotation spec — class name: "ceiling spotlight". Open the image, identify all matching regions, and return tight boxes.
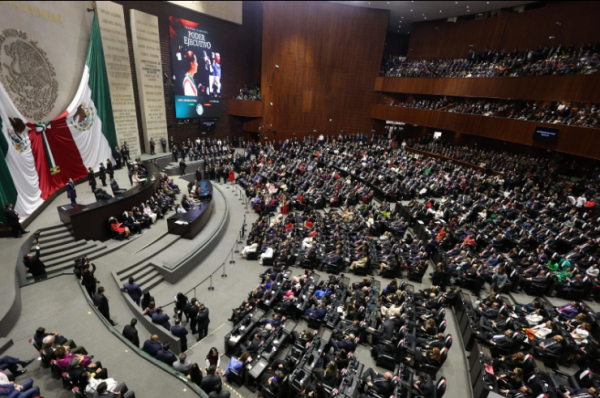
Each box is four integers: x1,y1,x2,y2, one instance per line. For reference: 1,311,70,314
275,64,279,68
467,9,470,12
270,102,273,106
440,10,442,12
410,9,413,12
466,5,469,8
424,17,427,19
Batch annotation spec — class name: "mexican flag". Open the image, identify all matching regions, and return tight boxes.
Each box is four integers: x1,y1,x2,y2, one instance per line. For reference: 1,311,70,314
62,11,117,170
0,11,117,224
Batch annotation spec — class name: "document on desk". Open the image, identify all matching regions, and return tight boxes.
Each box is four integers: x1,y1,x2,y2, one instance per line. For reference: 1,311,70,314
175,220,189,225
230,335,241,343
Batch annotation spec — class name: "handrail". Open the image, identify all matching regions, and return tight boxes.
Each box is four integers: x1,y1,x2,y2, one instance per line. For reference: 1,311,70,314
77,279,209,398
162,184,229,270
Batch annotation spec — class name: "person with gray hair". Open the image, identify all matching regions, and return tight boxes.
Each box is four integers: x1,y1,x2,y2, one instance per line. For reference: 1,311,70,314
41,335,88,360
173,353,192,375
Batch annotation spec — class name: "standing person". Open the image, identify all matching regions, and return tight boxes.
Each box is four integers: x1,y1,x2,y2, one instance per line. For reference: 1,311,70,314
205,347,221,370
120,277,142,306
99,163,107,187
150,138,156,155
88,167,97,192
81,262,97,297
3,203,28,238
169,136,175,151
180,159,187,176
113,146,122,169
196,303,210,340
161,136,167,153
171,319,189,352
66,178,77,204
172,146,179,162
106,159,114,180
94,287,117,326
127,167,133,187
23,244,46,281
121,145,128,165
122,319,140,348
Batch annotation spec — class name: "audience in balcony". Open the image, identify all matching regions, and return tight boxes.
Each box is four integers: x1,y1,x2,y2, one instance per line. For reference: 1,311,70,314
235,83,261,101
381,43,600,77
386,95,600,129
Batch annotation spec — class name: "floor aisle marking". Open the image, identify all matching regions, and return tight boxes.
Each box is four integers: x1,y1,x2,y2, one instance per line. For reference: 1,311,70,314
186,323,226,352
223,382,244,398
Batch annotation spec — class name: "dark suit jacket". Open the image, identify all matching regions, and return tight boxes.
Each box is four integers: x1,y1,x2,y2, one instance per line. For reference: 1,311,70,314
197,309,210,329
24,248,46,276
171,325,188,345
417,375,435,398
3,208,19,226
152,313,171,331
122,324,140,347
201,374,222,394
374,320,395,341
93,293,110,315
121,283,142,301
155,349,177,365
142,340,161,356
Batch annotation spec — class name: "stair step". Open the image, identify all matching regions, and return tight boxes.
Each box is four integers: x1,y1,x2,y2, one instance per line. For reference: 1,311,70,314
118,261,151,281
37,231,74,244
36,223,72,233
140,273,164,293
36,241,88,257
136,269,160,287
37,226,73,238
44,245,107,270
32,236,77,250
41,243,98,263
125,266,156,283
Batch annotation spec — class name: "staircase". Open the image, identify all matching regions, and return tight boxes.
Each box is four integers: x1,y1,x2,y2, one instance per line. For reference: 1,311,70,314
26,224,133,282
115,260,164,293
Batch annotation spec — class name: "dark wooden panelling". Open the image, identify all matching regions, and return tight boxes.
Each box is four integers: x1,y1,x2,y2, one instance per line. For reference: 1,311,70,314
260,1,388,142
374,75,600,103
371,104,600,160
113,1,262,151
228,99,263,117
383,32,411,57
408,2,600,60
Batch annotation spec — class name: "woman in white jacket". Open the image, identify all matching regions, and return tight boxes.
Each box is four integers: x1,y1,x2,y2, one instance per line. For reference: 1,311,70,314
241,239,259,258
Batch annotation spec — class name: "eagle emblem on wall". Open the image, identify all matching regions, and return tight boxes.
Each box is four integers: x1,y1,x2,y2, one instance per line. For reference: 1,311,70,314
0,29,58,121
70,103,95,132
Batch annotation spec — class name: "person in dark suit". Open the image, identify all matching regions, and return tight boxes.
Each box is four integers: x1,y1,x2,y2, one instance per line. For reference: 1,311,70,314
201,365,222,395
142,335,161,357
110,179,127,196
23,244,46,281
121,145,129,164
361,368,394,396
93,380,135,398
371,317,395,345
533,335,563,357
180,159,187,176
4,203,28,238
66,178,77,204
155,342,177,366
151,307,171,331
94,188,112,201
304,302,327,319
186,299,200,334
99,163,107,186
122,319,139,348
88,167,97,192
120,277,142,306
150,138,156,155
113,146,122,169
171,318,189,352
412,372,434,398
106,159,114,180
196,167,203,181
160,137,167,153
94,287,116,326
196,303,210,339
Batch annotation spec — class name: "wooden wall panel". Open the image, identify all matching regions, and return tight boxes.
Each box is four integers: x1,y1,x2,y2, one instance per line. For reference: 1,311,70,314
370,104,600,160
260,1,388,142
227,99,263,117
113,1,263,151
374,75,600,103
408,2,600,60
